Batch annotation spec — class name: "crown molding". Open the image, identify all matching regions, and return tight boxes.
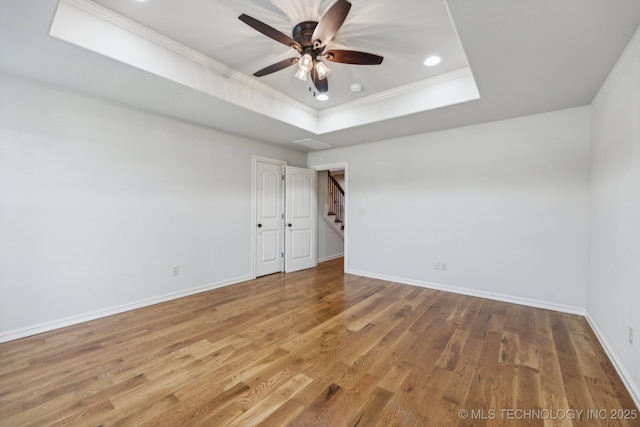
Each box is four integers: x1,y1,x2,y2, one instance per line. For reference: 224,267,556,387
318,67,474,117
60,0,317,116
54,0,480,136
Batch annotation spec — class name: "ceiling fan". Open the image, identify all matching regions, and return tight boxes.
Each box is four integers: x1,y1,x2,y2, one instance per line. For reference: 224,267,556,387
238,0,383,95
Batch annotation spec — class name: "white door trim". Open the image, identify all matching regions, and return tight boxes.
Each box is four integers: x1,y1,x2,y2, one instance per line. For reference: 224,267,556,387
251,155,286,279
310,161,349,272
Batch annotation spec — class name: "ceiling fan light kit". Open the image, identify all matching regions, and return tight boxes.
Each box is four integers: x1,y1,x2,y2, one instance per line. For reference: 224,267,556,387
294,53,315,81
294,67,309,82
238,0,383,95
315,61,331,80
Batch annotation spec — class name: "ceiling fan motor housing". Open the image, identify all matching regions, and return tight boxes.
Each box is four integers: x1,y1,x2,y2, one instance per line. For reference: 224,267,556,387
293,21,321,53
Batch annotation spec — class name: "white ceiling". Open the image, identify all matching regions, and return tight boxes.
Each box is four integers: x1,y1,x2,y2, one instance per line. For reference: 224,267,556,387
1,0,640,151
90,0,470,109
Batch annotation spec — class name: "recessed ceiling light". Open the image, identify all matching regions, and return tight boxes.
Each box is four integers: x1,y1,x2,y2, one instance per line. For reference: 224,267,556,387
350,83,362,93
423,56,442,67
317,94,329,101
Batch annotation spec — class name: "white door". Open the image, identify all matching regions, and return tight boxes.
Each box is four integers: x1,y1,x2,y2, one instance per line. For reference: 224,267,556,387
255,161,284,277
285,166,317,272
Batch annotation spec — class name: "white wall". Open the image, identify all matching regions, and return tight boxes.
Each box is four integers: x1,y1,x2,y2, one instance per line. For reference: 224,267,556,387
309,107,591,311
589,27,640,398
317,171,344,262
0,73,306,338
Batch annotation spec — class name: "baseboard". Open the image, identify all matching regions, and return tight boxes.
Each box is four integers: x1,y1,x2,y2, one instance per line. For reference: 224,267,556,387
0,275,253,343
345,269,585,315
318,253,344,263
585,311,640,409
345,268,639,408
3,267,637,408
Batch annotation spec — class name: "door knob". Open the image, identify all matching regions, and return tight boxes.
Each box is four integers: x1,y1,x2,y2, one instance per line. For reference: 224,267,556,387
287,223,292,227
257,223,262,228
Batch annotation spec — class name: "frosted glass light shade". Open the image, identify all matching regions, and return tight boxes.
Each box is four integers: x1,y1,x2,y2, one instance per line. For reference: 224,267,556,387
298,54,313,71
294,67,308,81
315,61,331,80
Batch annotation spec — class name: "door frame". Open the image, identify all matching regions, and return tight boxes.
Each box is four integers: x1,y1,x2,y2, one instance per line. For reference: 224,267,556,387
251,155,286,279
310,161,349,273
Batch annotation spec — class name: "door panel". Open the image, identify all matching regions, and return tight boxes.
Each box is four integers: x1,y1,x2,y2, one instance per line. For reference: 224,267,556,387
256,161,284,277
285,166,316,272
259,229,279,263
291,229,312,259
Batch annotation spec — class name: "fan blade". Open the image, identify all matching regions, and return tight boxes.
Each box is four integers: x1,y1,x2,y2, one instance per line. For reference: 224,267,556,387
324,50,383,65
311,0,352,48
311,67,329,93
254,58,299,77
239,14,301,51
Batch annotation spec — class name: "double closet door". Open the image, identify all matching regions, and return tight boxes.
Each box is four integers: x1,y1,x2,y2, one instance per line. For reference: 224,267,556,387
255,161,316,277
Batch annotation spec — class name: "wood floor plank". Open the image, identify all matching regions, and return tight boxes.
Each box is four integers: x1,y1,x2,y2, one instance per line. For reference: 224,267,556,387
255,398,305,426
155,382,251,427
349,385,394,426
0,257,637,426
227,372,313,427
442,336,484,406
436,328,470,371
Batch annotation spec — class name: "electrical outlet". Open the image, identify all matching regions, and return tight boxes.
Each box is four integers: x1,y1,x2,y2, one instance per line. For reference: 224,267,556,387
172,265,180,276
434,261,447,271
629,326,635,345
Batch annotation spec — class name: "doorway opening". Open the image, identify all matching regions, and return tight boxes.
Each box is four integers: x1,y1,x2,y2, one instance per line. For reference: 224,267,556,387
311,162,349,272
317,169,345,263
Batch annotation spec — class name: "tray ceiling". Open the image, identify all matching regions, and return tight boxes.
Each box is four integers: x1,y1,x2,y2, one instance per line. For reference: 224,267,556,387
2,0,640,150
91,0,470,109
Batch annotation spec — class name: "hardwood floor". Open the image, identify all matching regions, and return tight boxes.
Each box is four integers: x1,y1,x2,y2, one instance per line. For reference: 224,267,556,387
1,258,637,426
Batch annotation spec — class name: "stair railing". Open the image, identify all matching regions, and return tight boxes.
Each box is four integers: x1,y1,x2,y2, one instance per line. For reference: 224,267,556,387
327,171,345,228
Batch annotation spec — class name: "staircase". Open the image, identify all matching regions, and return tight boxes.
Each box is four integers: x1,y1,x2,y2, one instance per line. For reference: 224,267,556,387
325,171,345,237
